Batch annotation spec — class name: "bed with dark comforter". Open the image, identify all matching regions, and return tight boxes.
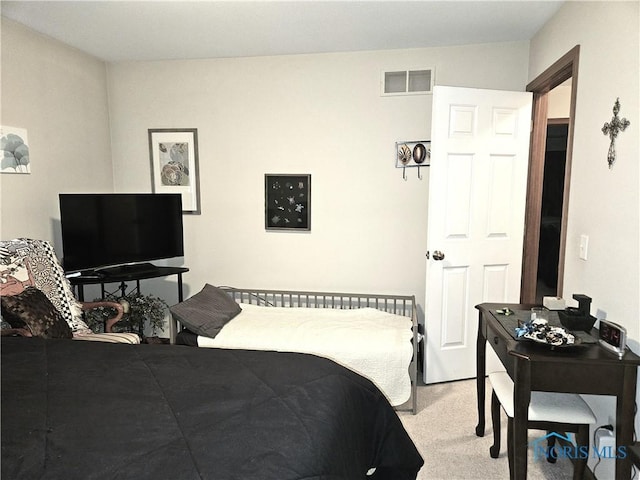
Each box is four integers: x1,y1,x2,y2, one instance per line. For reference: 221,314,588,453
1,337,423,480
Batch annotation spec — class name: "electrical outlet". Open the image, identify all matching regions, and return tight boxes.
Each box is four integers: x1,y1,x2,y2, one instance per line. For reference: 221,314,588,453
579,234,589,260
595,429,615,450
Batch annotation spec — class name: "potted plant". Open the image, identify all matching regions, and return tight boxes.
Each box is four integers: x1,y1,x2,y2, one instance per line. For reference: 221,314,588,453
84,292,168,338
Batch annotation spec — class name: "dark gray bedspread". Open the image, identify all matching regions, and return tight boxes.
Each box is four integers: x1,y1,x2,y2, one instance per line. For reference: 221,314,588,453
1,337,423,480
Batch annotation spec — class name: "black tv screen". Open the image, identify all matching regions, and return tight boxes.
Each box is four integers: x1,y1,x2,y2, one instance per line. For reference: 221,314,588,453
59,193,184,273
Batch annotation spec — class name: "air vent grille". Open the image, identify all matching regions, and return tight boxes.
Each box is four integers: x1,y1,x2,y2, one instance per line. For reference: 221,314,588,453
382,68,434,96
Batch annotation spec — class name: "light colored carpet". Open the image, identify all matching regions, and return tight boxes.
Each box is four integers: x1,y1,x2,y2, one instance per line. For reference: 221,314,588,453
398,378,576,480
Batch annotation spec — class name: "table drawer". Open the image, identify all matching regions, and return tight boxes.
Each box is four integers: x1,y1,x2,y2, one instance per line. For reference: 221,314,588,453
486,322,510,367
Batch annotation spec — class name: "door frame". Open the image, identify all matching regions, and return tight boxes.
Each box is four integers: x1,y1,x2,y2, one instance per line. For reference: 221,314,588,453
520,45,580,303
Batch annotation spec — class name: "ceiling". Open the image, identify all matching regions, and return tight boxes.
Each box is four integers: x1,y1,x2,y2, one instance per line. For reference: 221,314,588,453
1,1,564,63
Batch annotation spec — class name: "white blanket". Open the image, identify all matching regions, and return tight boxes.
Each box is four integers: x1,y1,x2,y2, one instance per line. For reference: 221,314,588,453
197,303,413,406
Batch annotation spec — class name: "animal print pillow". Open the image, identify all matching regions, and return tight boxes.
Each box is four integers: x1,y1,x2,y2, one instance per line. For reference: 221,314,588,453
1,287,73,339
0,239,91,333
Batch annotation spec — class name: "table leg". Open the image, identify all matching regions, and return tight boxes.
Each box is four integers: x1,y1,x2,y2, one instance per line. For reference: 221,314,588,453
615,365,638,479
177,273,184,302
513,357,531,480
170,273,185,345
476,310,486,437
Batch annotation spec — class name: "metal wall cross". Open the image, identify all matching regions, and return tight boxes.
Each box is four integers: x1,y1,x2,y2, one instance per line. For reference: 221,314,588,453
602,98,630,168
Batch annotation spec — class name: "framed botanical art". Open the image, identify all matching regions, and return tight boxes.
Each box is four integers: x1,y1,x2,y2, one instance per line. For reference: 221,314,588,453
1,126,30,174
148,128,200,214
265,174,311,231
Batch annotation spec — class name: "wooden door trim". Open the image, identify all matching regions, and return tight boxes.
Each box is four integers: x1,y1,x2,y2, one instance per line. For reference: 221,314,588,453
520,45,580,303
548,117,570,125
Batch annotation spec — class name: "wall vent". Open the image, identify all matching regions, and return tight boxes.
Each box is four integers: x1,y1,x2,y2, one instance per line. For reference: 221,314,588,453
381,68,434,96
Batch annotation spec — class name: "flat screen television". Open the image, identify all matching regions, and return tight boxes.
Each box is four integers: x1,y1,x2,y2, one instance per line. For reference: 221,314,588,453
59,193,184,275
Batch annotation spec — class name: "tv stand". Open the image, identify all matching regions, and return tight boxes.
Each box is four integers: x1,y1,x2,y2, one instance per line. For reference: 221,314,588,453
96,262,161,277
69,266,189,343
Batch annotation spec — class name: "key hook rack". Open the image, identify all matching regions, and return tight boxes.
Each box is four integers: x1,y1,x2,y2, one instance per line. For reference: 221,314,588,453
396,140,431,180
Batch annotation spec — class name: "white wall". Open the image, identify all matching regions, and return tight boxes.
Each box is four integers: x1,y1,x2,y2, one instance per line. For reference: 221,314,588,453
0,16,529,336
0,19,114,245
106,42,529,318
530,0,640,464
548,84,571,119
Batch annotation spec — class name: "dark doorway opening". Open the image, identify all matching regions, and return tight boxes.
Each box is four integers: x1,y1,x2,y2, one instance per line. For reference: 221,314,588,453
521,45,579,304
536,121,568,302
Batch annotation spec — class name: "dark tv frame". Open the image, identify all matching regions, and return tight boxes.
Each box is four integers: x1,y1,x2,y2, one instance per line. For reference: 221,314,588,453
59,193,184,276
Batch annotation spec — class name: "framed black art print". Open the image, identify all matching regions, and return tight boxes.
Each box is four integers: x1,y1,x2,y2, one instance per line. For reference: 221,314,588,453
265,174,311,231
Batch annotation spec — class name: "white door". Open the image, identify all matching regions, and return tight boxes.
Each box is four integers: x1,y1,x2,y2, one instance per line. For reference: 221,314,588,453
424,86,532,384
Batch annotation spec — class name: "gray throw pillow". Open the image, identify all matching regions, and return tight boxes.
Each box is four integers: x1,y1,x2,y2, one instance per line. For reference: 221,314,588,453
170,284,241,338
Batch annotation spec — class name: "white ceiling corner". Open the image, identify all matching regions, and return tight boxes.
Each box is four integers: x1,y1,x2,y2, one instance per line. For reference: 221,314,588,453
0,1,565,62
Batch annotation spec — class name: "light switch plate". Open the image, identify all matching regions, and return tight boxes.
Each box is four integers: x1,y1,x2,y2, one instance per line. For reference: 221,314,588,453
579,234,589,260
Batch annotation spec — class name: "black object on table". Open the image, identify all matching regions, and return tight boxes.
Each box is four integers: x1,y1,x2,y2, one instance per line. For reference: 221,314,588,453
475,303,640,480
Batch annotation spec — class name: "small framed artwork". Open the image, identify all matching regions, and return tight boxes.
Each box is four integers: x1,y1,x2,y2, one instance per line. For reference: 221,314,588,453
148,128,200,214
1,126,30,174
265,174,311,231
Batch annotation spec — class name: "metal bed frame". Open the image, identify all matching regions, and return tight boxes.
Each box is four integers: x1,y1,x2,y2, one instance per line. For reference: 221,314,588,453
172,287,419,414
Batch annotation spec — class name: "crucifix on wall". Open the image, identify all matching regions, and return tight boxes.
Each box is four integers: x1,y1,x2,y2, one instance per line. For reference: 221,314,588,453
601,98,630,169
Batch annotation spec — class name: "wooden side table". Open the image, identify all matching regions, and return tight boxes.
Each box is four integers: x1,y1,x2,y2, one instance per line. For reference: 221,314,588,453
629,443,640,469
475,303,640,480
